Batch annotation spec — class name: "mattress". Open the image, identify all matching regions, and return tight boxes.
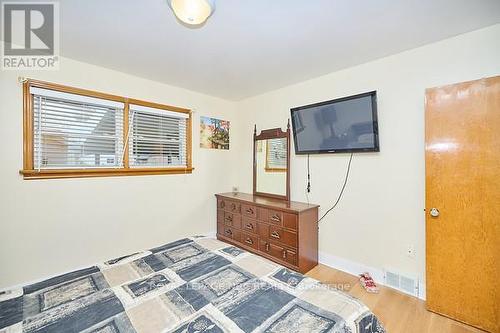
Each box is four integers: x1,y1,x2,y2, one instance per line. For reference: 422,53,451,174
0,236,385,332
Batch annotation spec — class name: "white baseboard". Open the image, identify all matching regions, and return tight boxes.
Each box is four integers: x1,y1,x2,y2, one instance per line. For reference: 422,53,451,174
204,230,217,238
319,251,426,300
319,251,385,285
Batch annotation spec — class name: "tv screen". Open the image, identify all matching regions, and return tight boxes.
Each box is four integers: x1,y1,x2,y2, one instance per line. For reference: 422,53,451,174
290,91,379,154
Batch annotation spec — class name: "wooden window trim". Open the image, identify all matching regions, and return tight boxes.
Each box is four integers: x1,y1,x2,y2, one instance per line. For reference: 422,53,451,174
21,79,194,180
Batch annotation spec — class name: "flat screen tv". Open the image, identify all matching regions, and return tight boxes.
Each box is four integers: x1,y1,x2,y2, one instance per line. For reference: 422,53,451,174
290,91,379,154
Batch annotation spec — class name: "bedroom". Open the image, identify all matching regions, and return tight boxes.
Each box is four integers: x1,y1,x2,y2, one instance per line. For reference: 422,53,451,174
0,1,499,332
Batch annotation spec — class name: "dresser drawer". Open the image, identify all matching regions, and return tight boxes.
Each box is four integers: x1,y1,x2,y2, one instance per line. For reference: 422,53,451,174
222,225,241,242
259,239,278,257
268,209,283,225
227,201,241,214
241,232,258,250
257,222,269,239
283,248,297,266
241,204,257,218
259,240,297,266
257,207,268,221
269,225,297,248
242,217,258,234
224,212,241,229
283,212,298,230
218,198,241,213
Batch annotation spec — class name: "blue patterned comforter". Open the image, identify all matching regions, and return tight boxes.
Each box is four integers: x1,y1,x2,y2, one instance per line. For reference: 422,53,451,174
0,236,385,332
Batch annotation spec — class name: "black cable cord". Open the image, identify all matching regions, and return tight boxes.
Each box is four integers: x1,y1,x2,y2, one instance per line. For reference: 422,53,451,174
317,152,354,224
306,154,311,193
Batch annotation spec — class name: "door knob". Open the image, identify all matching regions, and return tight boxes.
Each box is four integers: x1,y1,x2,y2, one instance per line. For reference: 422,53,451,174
430,208,440,217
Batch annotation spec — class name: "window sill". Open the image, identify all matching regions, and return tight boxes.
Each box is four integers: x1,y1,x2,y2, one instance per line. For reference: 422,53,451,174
20,167,194,180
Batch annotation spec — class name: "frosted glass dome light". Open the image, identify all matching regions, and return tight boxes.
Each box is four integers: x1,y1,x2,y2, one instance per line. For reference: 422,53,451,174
169,0,215,25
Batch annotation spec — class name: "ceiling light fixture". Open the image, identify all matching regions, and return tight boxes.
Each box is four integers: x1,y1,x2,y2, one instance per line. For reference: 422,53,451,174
169,0,215,26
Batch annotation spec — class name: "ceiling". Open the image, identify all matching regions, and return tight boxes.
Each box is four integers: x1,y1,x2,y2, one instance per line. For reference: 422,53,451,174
60,0,500,100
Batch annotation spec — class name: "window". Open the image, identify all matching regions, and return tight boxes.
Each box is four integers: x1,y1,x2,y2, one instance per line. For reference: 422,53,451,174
31,87,125,169
22,80,192,179
128,104,188,168
265,138,287,172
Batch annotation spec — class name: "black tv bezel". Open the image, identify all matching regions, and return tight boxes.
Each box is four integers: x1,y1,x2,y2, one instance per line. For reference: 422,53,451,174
290,91,379,155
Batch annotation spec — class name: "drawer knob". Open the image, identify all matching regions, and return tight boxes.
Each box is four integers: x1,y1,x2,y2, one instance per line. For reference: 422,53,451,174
265,243,270,252
245,223,254,230
271,214,281,222
225,229,232,236
271,231,280,239
246,208,254,214
225,216,233,222
245,238,253,245
282,250,287,259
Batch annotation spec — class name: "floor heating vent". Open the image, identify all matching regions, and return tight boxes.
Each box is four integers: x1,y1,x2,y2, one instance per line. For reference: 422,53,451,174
383,269,419,297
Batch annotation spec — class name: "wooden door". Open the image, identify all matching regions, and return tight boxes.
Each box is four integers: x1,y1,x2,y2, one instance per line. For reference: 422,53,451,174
425,76,500,332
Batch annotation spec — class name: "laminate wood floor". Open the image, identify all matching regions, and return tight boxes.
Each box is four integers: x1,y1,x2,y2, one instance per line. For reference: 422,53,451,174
306,264,487,333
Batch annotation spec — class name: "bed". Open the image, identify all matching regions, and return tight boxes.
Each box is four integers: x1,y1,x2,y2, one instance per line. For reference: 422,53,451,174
0,236,385,333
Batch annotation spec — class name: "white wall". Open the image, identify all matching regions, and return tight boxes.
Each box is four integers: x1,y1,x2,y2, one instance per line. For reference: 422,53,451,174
235,24,500,292
0,57,239,288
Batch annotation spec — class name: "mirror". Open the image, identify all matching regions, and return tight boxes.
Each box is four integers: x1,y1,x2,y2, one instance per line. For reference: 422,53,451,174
253,122,290,201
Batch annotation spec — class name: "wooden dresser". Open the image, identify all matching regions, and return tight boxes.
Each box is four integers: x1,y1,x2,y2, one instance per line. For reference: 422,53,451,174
215,192,319,273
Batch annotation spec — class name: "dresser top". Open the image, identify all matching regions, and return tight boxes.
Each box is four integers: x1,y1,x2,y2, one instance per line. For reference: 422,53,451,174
215,192,319,213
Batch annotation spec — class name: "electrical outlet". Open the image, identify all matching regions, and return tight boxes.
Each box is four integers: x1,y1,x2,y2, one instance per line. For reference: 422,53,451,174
406,245,415,258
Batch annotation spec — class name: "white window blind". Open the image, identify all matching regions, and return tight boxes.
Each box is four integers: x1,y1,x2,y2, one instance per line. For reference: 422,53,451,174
128,104,189,168
266,138,287,169
31,88,125,170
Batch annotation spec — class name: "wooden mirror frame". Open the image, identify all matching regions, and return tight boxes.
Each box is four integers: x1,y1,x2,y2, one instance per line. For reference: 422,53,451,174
253,120,291,201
